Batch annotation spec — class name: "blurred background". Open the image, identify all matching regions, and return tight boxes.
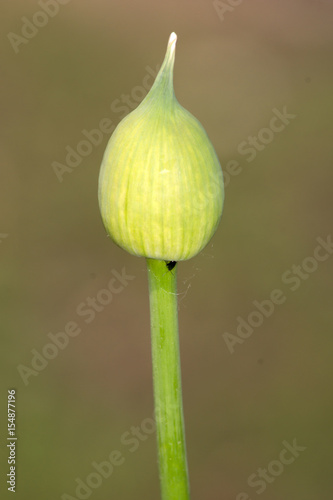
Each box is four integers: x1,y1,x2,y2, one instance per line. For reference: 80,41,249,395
1,1,333,499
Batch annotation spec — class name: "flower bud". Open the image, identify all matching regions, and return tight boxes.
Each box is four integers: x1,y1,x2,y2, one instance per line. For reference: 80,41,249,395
98,33,224,261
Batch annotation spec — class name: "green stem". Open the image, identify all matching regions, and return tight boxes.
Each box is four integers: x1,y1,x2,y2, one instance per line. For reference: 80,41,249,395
146,258,190,500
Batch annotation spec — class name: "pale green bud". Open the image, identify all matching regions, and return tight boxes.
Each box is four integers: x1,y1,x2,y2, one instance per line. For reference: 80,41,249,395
98,33,224,261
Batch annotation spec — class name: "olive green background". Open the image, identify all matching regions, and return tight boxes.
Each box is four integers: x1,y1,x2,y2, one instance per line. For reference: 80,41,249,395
1,1,333,499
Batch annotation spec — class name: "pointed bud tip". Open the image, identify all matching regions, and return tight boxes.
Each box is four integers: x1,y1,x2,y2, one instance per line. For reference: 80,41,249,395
168,32,177,53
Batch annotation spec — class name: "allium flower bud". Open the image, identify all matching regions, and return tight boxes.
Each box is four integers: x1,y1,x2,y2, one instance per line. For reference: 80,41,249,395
98,33,224,261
